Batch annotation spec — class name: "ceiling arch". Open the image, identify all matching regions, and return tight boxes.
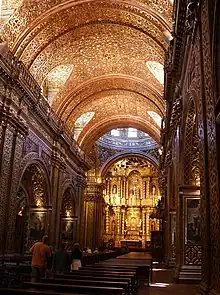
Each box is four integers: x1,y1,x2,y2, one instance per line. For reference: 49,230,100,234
78,115,160,151
54,75,165,121
1,0,172,156
2,0,172,54
68,90,163,126
28,23,165,84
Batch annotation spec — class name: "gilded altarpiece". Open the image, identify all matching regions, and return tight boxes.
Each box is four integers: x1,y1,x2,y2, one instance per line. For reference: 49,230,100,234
103,157,160,247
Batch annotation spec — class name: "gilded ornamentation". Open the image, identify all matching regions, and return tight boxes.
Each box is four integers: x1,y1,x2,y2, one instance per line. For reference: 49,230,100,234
0,0,172,150
103,156,160,246
61,188,74,216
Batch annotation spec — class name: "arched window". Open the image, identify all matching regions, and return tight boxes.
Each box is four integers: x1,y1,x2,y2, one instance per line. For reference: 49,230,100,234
111,129,120,136
41,64,73,105
146,61,164,84
128,128,137,138
75,112,95,128
147,111,162,127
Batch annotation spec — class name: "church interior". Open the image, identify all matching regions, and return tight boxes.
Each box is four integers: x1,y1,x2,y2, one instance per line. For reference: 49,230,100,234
0,0,219,294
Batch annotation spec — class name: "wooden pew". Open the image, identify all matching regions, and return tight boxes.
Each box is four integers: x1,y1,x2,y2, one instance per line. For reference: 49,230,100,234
0,288,79,295
43,278,129,295
81,265,138,272
79,266,137,285
56,273,132,286
62,269,136,292
72,269,137,286
55,274,134,294
23,282,125,295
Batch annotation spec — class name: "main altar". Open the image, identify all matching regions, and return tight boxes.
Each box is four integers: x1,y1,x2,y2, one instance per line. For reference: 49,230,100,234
121,240,142,248
102,157,161,247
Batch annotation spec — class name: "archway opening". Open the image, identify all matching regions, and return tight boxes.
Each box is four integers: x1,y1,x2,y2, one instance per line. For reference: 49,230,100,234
16,164,50,253
60,188,77,250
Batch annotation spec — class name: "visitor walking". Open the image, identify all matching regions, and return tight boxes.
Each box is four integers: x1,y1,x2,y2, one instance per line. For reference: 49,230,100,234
53,243,70,274
30,235,51,282
71,242,82,270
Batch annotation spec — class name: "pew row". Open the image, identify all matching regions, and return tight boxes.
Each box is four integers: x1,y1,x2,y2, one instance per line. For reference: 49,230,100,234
23,282,125,295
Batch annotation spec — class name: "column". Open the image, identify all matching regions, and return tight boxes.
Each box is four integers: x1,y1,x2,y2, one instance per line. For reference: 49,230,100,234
105,206,109,234
76,175,87,248
4,115,28,252
0,104,28,253
146,177,150,198
142,208,146,246
146,207,150,241
121,209,125,238
50,147,66,248
115,206,121,247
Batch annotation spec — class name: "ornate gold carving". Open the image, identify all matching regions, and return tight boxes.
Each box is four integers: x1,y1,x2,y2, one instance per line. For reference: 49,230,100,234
103,156,160,245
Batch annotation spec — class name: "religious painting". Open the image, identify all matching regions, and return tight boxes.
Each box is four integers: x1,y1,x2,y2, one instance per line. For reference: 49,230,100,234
185,198,201,244
60,220,74,240
29,212,47,240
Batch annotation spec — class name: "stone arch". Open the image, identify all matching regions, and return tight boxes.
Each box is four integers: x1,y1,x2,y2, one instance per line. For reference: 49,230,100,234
15,158,52,251
183,98,200,186
61,179,78,215
59,184,78,249
61,185,77,217
18,153,51,206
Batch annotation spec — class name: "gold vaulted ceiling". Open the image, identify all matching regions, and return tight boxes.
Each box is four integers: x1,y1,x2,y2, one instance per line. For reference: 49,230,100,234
1,0,172,150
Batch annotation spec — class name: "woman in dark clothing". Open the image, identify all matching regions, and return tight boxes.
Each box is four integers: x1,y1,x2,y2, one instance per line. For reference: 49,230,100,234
71,243,82,270
54,243,70,274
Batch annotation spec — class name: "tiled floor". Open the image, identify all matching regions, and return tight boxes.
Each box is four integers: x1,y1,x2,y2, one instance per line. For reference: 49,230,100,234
137,264,200,295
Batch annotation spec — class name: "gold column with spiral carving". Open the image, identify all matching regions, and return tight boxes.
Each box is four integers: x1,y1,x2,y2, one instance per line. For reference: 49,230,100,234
121,208,125,238
116,206,121,247
146,207,151,241
105,206,109,234
142,208,146,235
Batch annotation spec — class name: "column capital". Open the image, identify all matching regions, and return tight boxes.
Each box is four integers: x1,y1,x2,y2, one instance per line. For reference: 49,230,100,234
51,150,66,170
76,175,87,188
0,105,28,136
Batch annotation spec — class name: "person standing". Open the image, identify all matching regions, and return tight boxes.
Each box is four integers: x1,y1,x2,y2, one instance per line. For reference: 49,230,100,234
30,235,51,282
71,243,82,271
53,243,70,274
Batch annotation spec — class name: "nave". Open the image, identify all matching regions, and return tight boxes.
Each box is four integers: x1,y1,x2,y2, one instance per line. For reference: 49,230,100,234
0,0,220,294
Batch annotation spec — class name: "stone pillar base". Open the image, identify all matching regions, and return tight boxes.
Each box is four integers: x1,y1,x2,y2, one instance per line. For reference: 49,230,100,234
175,265,201,283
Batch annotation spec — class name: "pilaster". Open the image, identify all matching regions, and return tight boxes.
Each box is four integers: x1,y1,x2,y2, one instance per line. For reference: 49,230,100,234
0,104,28,253
84,182,105,249
76,175,87,247
49,147,66,247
